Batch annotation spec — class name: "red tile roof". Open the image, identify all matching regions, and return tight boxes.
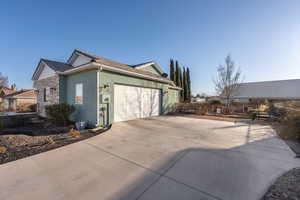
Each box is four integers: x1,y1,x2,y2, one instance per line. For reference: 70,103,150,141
4,89,36,98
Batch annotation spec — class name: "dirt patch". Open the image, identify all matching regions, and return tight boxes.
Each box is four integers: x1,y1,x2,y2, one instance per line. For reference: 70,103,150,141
0,127,109,165
261,168,300,200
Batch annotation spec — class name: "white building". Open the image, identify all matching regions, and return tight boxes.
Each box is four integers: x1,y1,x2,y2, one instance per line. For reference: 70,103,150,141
232,79,300,102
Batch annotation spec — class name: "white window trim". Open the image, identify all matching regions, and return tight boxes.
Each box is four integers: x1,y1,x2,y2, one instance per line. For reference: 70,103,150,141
75,83,83,104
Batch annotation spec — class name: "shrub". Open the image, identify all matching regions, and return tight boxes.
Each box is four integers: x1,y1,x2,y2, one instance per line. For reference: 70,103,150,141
268,103,286,120
272,102,300,142
209,100,221,105
278,111,300,141
29,104,37,112
0,119,4,129
45,103,75,127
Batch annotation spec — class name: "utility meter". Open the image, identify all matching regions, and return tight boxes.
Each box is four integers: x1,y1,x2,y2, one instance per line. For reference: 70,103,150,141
101,94,110,103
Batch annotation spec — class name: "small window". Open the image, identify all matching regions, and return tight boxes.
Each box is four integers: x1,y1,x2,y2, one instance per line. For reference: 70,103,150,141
43,88,47,102
75,83,83,104
50,88,55,96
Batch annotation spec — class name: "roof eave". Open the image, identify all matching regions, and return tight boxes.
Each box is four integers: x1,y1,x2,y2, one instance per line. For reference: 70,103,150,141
58,62,173,84
168,85,182,90
31,59,44,81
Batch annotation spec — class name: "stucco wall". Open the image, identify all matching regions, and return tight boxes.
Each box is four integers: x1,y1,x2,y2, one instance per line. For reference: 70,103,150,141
63,70,98,126
55,69,179,127
99,70,179,126
165,88,180,112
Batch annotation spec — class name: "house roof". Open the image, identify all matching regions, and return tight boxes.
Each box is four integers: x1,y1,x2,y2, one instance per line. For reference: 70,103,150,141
41,59,73,72
33,49,173,84
72,50,168,80
32,59,74,80
130,61,165,75
4,89,36,98
0,86,15,96
233,79,300,99
93,58,170,82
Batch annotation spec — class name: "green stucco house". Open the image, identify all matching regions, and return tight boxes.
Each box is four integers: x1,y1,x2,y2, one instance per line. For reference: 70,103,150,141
32,49,180,127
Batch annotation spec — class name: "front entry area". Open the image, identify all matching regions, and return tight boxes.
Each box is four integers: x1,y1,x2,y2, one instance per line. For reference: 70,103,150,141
114,84,161,122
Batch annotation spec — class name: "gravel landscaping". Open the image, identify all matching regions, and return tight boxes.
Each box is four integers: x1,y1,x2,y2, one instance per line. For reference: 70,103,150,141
262,123,300,200
261,168,300,200
0,126,109,165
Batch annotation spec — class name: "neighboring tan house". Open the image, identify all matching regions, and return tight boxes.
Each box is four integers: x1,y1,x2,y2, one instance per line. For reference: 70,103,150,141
231,79,300,103
0,85,16,111
32,49,181,127
2,89,37,111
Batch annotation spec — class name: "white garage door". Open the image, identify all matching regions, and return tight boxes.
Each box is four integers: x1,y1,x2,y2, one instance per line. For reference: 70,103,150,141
114,84,161,122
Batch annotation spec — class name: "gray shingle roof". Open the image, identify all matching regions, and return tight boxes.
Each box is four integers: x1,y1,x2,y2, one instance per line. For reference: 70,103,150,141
41,59,73,72
33,50,173,84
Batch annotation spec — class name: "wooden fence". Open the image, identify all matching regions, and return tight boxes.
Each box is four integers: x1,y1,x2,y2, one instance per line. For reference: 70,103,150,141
174,102,259,115
0,113,37,129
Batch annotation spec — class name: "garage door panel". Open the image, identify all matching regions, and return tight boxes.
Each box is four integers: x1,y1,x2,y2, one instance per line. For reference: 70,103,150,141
142,88,160,118
114,85,161,122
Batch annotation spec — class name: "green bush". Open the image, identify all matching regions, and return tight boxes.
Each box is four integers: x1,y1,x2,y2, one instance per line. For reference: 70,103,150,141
272,102,300,142
0,119,4,129
45,103,75,127
29,104,37,112
209,100,221,105
279,111,300,141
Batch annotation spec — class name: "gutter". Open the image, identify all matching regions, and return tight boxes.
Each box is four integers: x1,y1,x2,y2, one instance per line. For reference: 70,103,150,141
58,62,174,84
168,85,182,90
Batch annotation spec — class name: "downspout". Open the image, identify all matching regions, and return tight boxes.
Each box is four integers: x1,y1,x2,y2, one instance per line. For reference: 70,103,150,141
97,65,103,126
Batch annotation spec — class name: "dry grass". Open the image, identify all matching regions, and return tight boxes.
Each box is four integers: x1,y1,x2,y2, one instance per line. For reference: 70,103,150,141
0,146,7,153
272,102,300,142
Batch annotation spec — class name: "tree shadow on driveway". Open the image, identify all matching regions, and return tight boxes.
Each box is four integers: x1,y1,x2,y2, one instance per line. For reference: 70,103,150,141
110,136,299,200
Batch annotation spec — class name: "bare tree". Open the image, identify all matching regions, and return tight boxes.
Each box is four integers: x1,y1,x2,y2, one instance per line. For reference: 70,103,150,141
213,54,242,113
0,72,8,87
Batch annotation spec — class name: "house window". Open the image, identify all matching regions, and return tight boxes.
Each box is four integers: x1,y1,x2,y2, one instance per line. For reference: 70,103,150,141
43,88,47,102
75,83,83,104
50,88,55,96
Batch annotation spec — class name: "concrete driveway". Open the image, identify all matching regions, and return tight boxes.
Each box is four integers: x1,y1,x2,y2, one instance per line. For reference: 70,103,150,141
1,116,299,200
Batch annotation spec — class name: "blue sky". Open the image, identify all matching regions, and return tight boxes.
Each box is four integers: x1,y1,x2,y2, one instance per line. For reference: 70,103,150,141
0,0,300,95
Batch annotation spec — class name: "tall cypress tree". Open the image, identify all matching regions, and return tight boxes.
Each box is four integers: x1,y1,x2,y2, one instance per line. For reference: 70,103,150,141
175,61,180,87
179,67,184,102
183,67,188,102
186,67,191,102
178,66,182,88
182,67,186,101
169,59,175,82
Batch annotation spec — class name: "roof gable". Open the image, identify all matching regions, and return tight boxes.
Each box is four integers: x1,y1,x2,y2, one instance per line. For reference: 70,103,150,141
38,64,55,80
131,61,164,76
67,50,93,67
32,59,73,80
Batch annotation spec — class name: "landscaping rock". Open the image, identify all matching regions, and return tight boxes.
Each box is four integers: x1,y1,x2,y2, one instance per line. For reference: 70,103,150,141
261,168,300,200
0,126,111,165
